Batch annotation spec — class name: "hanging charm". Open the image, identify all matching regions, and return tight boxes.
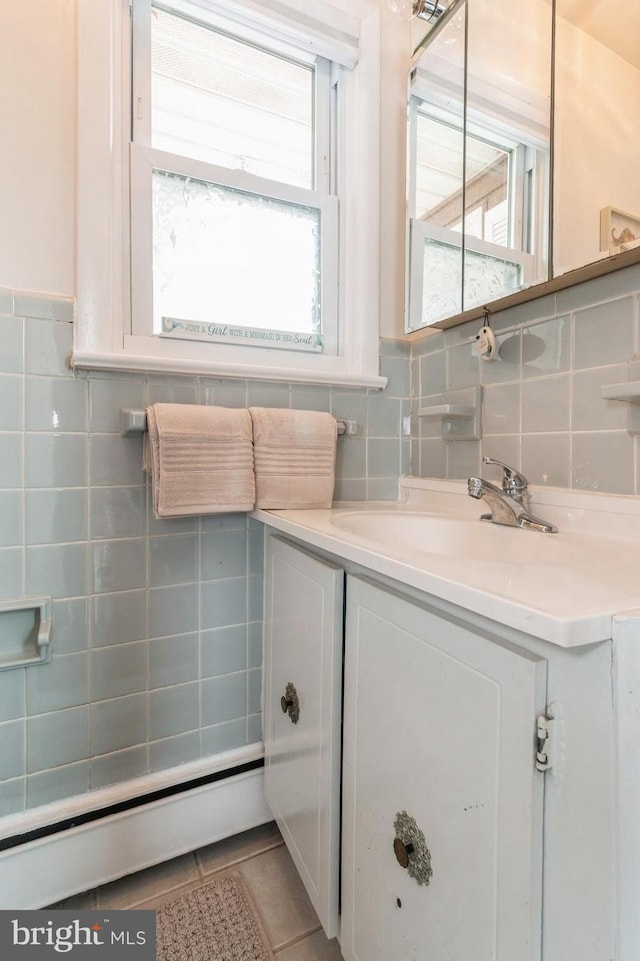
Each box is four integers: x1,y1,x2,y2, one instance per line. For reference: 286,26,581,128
475,307,497,361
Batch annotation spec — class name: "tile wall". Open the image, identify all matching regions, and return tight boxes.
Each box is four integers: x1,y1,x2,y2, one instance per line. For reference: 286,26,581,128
411,263,640,494
4,262,638,817
0,288,408,817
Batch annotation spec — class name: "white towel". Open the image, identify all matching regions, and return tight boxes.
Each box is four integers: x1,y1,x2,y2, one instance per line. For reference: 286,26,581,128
249,407,337,509
144,404,255,518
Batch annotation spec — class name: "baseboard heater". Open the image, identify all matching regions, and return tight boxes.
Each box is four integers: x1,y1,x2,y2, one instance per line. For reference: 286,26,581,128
0,758,264,853
0,747,272,909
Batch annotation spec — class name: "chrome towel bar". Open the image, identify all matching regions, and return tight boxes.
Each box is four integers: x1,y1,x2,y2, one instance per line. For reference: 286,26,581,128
120,408,356,437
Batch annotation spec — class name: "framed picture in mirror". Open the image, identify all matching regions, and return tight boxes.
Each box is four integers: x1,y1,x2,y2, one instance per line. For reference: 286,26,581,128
600,207,640,257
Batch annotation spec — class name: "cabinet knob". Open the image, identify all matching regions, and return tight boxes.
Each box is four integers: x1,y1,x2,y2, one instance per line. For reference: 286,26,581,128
393,837,415,869
280,682,300,724
393,811,433,885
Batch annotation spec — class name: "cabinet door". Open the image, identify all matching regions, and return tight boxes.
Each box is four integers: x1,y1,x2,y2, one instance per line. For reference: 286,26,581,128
263,535,344,938
342,577,547,961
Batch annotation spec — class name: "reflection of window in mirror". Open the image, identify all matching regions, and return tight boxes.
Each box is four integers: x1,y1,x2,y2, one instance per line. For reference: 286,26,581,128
406,0,552,332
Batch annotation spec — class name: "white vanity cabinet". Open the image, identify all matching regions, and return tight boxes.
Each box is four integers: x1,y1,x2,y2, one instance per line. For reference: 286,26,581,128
341,576,547,961
262,527,617,961
263,535,344,938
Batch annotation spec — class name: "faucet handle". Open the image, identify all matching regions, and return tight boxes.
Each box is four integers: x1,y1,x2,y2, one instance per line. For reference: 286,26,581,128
482,456,528,494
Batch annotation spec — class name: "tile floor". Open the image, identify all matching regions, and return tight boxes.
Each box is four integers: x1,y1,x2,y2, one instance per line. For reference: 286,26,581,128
49,821,343,960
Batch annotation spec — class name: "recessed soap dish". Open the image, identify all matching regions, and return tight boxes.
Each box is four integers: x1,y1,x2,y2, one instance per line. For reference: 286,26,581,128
418,386,482,441
0,597,52,670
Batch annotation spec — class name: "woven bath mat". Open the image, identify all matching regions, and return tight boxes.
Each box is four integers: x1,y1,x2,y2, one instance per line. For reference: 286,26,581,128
156,871,275,961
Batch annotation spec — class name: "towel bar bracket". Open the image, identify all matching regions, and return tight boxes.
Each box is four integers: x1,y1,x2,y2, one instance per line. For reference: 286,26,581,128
120,408,354,437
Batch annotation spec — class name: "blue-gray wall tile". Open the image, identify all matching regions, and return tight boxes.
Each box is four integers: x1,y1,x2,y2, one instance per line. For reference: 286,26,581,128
199,379,247,409
201,530,247,581
573,298,634,369
91,642,147,702
91,747,148,790
26,433,87,488
521,375,570,433
247,622,262,670
0,778,25,816
0,669,25,722
246,713,262,744
556,264,640,312
92,538,146,594
0,315,24,374
26,544,89,599
0,433,23,488
521,434,570,488
25,319,72,377
201,578,247,630
91,694,147,756
149,633,199,689
0,719,25,779
149,683,199,740
26,652,89,715
27,706,90,772
0,547,24,597
0,375,23,430
26,489,88,544
149,533,197,587
522,316,571,377
14,293,73,322
200,718,246,757
26,376,88,432
91,486,145,540
27,762,89,808
90,378,145,433
92,591,147,648
201,625,246,678
149,584,198,638
201,673,247,727
150,732,199,773
572,431,634,494
90,435,144,487
52,599,90,654
0,491,22,546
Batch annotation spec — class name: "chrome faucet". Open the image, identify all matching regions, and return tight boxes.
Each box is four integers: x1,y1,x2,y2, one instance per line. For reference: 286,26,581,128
468,457,558,533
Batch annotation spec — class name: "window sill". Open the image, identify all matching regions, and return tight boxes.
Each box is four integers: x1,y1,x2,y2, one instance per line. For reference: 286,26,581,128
71,347,388,390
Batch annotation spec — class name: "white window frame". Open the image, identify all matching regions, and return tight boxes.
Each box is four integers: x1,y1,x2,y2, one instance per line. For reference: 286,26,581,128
75,0,385,388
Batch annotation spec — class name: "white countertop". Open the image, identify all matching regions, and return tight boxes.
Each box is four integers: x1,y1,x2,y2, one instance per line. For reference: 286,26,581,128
253,477,640,648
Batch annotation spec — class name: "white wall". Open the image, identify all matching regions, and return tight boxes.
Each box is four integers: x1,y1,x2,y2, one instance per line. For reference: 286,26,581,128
0,0,409,337
554,18,640,275
0,1,76,296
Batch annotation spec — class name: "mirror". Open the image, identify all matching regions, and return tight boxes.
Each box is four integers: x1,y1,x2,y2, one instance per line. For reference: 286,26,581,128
554,2,640,275
406,0,640,332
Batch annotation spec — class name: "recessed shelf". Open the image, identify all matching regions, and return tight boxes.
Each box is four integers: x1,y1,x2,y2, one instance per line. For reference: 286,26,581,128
601,381,640,434
418,404,475,419
601,382,640,403
0,597,52,670
417,386,482,441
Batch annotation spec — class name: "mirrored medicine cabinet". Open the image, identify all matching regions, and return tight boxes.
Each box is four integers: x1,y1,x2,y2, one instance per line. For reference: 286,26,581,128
406,0,640,332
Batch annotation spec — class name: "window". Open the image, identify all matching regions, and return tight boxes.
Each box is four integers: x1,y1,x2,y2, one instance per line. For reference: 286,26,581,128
75,0,384,388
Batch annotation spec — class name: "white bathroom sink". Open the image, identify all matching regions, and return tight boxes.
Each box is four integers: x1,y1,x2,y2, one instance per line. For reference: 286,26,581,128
254,478,640,646
328,510,579,565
